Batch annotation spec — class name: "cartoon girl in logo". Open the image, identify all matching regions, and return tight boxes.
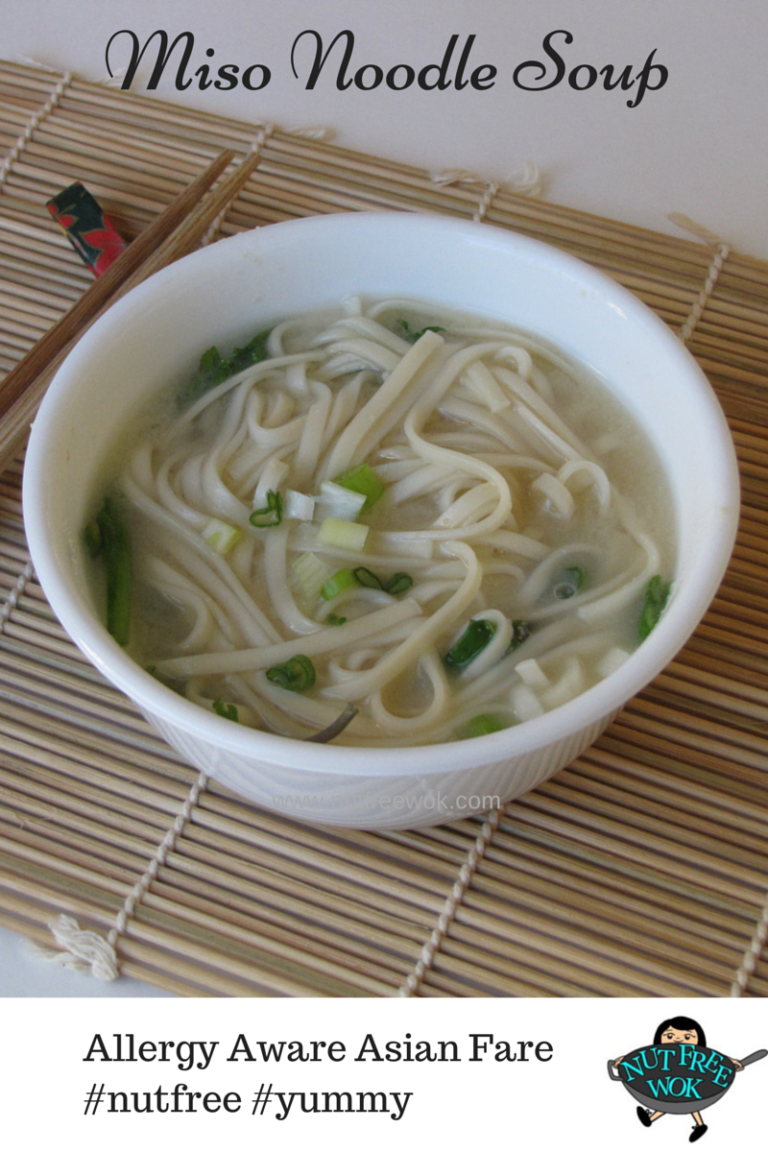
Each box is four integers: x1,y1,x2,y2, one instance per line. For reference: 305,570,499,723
615,1016,743,1142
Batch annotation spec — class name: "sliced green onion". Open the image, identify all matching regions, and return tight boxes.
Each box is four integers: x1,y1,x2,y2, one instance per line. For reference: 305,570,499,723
266,654,316,692
463,714,506,739
317,517,369,552
331,463,385,511
444,619,497,672
326,613,347,626
201,517,242,555
250,490,283,528
353,566,384,590
213,698,239,723
86,495,131,647
397,319,446,343
383,572,413,595
226,329,271,375
353,567,413,595
177,329,270,410
321,567,357,600
639,575,671,640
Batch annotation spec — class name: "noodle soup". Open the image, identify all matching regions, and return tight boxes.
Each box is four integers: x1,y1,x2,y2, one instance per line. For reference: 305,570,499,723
86,299,674,747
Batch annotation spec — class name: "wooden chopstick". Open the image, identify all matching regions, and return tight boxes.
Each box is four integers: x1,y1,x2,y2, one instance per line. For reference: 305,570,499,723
0,146,266,473
117,146,265,283
0,149,235,423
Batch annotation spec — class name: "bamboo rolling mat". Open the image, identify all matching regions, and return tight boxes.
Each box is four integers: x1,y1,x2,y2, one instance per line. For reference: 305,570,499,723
1,59,767,998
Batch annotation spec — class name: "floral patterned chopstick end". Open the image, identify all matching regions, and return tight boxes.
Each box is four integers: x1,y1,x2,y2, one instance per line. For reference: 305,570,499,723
46,181,127,277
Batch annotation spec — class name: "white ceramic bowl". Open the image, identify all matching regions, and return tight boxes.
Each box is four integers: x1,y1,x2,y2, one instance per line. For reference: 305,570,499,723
22,212,739,829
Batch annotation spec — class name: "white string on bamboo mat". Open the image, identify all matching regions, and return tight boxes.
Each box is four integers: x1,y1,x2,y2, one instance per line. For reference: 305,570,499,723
201,124,276,247
670,213,731,344
285,125,335,141
199,123,337,246
0,560,33,630
399,805,502,996
431,161,542,222
0,66,73,192
730,897,768,997
31,769,209,981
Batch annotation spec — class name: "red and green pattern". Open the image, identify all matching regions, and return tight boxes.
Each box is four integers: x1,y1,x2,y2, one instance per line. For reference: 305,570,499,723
46,182,127,277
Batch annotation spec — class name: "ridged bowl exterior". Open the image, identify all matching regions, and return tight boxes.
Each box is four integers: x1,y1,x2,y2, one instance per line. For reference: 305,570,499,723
144,706,616,830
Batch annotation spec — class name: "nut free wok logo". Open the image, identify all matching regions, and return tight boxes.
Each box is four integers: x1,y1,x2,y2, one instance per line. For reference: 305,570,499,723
608,1016,766,1142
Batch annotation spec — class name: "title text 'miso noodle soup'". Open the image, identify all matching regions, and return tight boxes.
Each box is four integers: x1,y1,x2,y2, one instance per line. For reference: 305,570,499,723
86,299,674,746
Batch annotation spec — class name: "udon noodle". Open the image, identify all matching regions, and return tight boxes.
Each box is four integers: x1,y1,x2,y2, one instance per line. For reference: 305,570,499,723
87,299,673,746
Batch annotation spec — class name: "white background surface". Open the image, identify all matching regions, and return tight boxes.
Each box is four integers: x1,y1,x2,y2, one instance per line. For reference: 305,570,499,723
2,997,767,1146
1,0,766,995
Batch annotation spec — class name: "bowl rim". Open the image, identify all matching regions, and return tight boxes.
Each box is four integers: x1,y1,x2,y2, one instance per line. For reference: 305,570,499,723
22,211,741,779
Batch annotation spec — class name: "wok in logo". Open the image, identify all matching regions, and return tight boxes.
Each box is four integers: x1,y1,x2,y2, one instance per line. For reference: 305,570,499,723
608,1015,766,1142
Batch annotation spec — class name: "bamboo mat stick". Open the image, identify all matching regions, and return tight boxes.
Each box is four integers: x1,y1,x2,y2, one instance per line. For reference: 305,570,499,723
454,886,740,978
114,935,288,996
493,812,759,927
128,910,386,996
503,801,765,902
185,818,451,910
175,838,437,936
599,727,768,809
178,832,437,928
1,815,162,877
23,123,207,171
551,764,768,855
436,925,723,996
0,705,194,798
479,835,752,943
540,780,768,878
143,884,412,985
464,872,743,972
614,712,768,779
432,937,601,997
573,763,768,856
161,854,427,951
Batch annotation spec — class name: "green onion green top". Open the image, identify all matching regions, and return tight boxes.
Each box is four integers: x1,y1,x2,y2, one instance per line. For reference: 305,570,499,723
397,320,446,343
321,568,357,600
250,490,283,528
266,654,316,692
85,495,131,647
213,698,239,723
331,463,385,511
463,714,506,739
353,567,413,595
444,618,497,671
639,575,671,640
177,329,270,410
